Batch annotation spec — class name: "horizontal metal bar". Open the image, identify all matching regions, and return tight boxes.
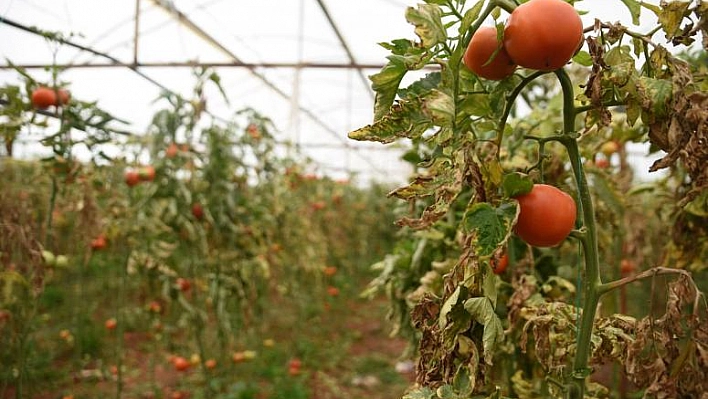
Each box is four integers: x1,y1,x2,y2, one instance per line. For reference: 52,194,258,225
0,61,428,70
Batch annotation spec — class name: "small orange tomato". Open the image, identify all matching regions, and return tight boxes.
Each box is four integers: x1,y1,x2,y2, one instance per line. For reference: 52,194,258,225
463,26,517,80
172,356,190,371
232,351,246,363
620,259,636,275
125,170,140,187
139,165,156,182
323,266,337,276
31,87,57,109
191,203,204,220
326,286,340,297
594,158,610,169
91,234,107,250
56,89,71,106
205,359,217,370
105,318,117,330
176,278,191,293
166,143,179,158
491,253,509,275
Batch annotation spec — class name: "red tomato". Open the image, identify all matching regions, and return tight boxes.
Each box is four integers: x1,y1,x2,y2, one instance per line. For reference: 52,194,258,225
513,184,577,247
326,286,340,297
31,87,57,109
191,203,204,220
105,318,117,330
491,253,509,275
463,26,517,80
176,278,191,293
594,158,610,169
56,89,70,106
172,356,190,371
91,234,107,250
204,359,217,369
620,259,636,275
139,165,156,182
166,143,179,158
503,0,584,71
125,170,140,187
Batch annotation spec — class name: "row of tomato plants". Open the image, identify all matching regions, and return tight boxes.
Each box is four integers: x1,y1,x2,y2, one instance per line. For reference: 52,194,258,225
0,67,399,398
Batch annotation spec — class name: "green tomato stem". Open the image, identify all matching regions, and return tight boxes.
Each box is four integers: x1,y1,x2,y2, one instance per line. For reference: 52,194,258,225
555,69,603,399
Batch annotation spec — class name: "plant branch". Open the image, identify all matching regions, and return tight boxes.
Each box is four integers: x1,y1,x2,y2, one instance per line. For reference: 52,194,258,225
555,69,602,399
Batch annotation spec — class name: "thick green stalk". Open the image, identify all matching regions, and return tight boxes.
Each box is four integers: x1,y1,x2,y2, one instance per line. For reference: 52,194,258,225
554,70,602,399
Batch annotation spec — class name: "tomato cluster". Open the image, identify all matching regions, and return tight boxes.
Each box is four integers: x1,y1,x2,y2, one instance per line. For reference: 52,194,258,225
463,0,583,80
31,86,70,109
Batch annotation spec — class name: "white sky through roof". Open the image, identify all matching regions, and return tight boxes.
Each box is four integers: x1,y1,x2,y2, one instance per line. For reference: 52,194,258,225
0,0,669,184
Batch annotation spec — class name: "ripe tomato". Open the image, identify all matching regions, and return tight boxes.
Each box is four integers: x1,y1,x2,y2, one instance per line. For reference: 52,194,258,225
513,184,577,247
56,89,70,106
326,286,340,297
105,318,117,330
204,359,217,369
125,170,140,187
463,26,517,80
91,234,107,250
191,203,204,220
166,143,179,158
289,358,302,369
503,0,583,71
176,278,191,292
491,253,508,275
172,356,190,371
600,141,620,157
232,351,246,363
31,87,57,109
620,259,636,275
594,158,610,169
139,165,156,182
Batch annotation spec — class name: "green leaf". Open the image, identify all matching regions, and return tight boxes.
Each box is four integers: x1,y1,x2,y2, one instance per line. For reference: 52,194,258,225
464,297,504,364
458,2,484,36
349,96,433,143
370,61,408,121
406,4,447,49
402,387,436,399
656,1,691,40
459,93,492,117
439,285,465,330
399,72,442,99
423,89,455,127
684,191,708,217
572,51,593,67
635,76,673,121
620,0,641,25
502,172,533,198
463,202,517,257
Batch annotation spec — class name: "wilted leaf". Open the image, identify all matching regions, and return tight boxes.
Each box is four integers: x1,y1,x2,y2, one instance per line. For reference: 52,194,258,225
406,4,447,49
463,297,504,364
349,97,433,143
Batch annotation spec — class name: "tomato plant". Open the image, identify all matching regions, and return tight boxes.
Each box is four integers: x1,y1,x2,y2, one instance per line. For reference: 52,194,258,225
351,0,708,397
463,26,516,80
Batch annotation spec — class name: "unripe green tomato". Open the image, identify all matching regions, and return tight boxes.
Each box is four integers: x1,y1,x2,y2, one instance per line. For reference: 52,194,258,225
42,250,56,266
